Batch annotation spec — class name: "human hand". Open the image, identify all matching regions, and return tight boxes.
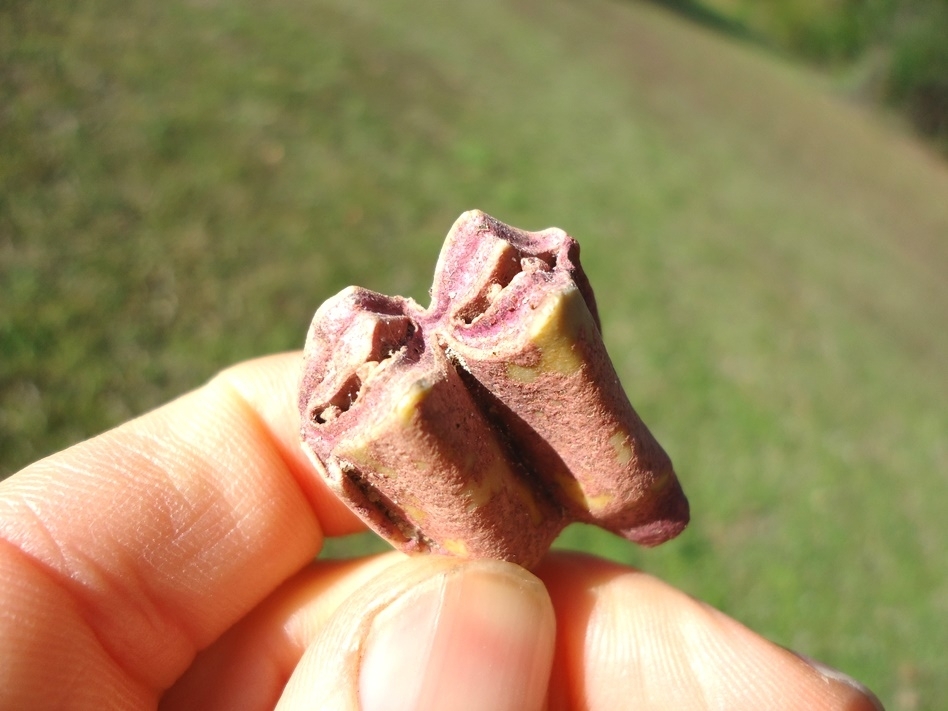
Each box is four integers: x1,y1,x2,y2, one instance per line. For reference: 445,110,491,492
0,353,883,710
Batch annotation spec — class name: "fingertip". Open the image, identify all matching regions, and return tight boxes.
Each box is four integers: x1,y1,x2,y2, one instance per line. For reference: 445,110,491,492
784,651,886,711
359,559,554,711
278,557,555,711
536,551,883,711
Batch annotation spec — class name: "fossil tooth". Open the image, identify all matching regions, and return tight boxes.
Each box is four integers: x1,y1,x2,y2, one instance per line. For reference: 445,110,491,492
300,210,689,569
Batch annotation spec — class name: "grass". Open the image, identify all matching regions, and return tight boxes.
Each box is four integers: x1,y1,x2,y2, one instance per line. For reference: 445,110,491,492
3,0,948,706
678,0,948,155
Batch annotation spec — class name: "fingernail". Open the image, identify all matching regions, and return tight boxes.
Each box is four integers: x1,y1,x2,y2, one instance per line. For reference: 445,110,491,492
359,561,554,711
793,652,886,710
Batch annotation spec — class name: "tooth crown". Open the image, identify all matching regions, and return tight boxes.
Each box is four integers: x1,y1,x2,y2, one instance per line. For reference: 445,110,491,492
300,210,689,569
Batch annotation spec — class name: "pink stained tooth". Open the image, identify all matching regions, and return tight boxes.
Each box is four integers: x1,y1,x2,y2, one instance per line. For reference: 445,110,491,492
299,211,689,569
438,211,689,546
299,285,565,567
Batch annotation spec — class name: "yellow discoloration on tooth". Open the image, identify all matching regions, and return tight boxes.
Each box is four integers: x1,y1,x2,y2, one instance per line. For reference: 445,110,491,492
393,378,433,425
553,469,590,509
610,430,634,466
505,286,594,383
528,286,591,376
333,435,397,479
402,503,428,524
650,470,672,492
506,362,540,383
586,492,615,513
458,451,546,526
443,538,469,556
553,469,614,513
506,475,546,526
373,461,399,479
460,444,513,511
462,470,502,511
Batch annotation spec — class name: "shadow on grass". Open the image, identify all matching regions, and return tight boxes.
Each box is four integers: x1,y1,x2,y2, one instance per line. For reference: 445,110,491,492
641,0,755,43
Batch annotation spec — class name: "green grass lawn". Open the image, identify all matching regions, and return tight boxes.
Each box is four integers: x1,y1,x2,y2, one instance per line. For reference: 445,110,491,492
3,0,948,706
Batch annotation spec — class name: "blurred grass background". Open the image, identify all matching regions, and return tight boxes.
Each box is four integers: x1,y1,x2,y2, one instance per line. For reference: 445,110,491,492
2,0,947,707
666,0,948,154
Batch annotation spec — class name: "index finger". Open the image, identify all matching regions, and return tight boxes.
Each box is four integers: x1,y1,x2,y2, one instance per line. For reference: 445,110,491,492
0,352,363,698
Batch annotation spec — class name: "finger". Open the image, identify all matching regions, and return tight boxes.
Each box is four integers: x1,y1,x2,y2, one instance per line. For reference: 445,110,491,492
160,553,404,711
211,351,365,535
0,353,361,707
276,555,556,711
536,552,884,711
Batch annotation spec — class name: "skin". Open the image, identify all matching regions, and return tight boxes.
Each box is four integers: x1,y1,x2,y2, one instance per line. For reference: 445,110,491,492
0,352,883,710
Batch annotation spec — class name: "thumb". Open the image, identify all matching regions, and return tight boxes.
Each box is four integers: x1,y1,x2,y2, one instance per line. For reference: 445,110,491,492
276,555,556,711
